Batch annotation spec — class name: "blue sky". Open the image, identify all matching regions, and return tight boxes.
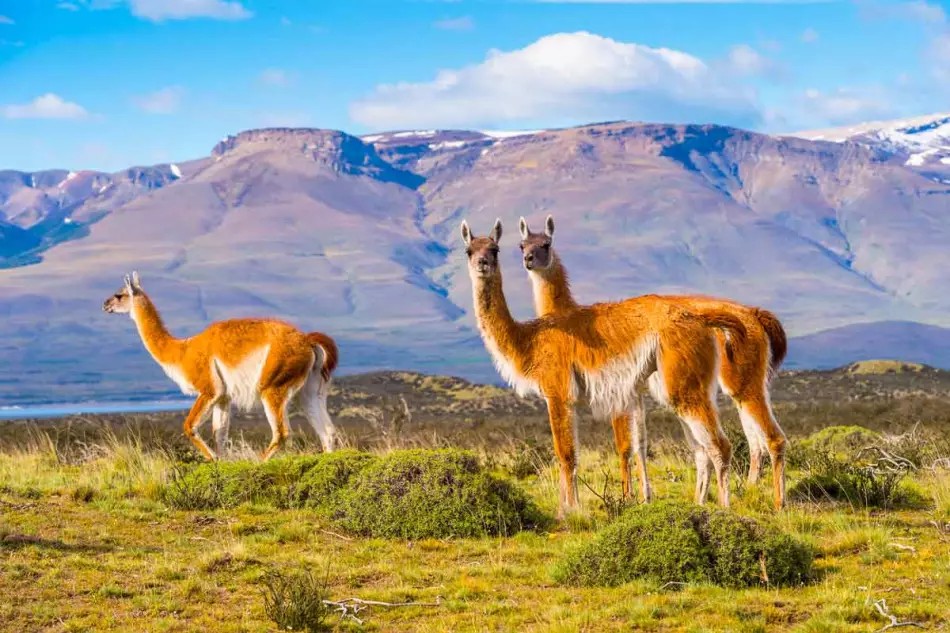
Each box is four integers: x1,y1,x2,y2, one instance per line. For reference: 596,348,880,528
1,0,948,172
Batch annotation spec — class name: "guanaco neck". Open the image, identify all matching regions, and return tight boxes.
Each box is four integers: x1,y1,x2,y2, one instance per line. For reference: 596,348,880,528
529,251,579,317
130,293,184,366
471,271,526,361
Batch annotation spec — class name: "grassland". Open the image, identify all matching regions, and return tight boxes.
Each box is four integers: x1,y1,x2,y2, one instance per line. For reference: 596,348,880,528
2,362,950,632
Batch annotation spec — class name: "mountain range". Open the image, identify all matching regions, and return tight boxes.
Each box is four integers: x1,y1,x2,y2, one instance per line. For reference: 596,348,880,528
2,115,949,406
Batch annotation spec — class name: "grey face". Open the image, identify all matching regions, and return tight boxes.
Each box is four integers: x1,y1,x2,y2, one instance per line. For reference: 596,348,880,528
518,215,555,272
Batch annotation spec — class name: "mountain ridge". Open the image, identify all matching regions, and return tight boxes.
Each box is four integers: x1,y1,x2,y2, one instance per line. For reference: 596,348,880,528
1,117,949,405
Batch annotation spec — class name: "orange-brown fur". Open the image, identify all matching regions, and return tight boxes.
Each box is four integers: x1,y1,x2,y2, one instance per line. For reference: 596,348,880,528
462,220,743,516
519,215,789,509
103,272,338,461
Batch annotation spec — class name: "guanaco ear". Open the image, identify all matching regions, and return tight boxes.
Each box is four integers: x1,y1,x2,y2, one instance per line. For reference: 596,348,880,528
123,274,134,295
460,220,472,247
130,270,142,290
490,217,503,243
544,214,555,238
518,216,530,240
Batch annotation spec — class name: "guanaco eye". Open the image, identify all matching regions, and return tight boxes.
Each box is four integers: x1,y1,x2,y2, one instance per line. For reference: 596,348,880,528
519,244,525,251
465,249,473,257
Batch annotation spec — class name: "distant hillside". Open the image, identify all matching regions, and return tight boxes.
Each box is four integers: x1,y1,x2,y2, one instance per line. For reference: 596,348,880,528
786,321,950,371
2,120,950,405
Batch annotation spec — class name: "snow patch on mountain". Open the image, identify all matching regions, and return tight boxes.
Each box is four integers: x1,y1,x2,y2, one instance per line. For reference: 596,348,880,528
791,113,950,166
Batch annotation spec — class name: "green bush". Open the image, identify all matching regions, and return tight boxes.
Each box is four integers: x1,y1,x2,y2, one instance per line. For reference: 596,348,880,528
553,500,813,588
294,450,378,510
165,455,325,510
161,450,547,539
332,449,549,539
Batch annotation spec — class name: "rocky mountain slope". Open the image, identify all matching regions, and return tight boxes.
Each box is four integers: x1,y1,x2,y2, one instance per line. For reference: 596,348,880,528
1,120,949,405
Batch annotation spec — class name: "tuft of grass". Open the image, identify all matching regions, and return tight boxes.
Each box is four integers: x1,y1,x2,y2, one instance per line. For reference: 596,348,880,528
261,567,333,633
71,484,96,503
553,500,814,588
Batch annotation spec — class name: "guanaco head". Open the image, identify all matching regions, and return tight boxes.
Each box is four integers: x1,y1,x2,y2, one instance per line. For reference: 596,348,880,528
102,271,143,314
518,214,555,273
461,218,503,280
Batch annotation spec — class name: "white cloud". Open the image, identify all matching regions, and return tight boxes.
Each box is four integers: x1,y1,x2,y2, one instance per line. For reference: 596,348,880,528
280,16,291,25
801,27,819,43
434,16,475,31
796,87,893,125
259,68,293,87
2,94,90,120
901,0,946,23
350,31,762,130
0,15,14,24
124,0,251,22
858,0,945,23
928,31,950,80
725,44,781,78
57,2,81,10
0,39,24,47
132,86,184,114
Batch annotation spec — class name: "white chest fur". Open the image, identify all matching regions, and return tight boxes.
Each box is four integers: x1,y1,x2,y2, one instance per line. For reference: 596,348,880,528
480,332,541,398
159,362,197,397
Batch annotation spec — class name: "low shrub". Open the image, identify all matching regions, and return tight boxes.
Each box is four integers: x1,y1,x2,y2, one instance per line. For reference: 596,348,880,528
161,449,547,538
261,567,332,633
553,500,814,588
789,449,923,509
332,449,549,538
165,455,332,510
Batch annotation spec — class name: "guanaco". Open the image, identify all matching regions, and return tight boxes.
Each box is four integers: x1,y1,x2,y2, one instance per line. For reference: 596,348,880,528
102,272,339,461
462,219,745,516
518,215,789,509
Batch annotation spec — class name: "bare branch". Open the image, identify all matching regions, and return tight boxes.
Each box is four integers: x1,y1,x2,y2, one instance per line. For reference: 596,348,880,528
322,596,441,625
319,529,353,542
658,581,687,591
872,598,924,633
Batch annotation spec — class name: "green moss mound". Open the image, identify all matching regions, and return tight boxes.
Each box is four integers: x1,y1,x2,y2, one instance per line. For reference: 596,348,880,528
332,449,549,539
797,426,882,459
294,451,379,511
553,500,813,589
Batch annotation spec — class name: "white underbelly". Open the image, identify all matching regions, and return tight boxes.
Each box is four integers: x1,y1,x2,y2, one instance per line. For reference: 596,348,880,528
212,345,271,412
